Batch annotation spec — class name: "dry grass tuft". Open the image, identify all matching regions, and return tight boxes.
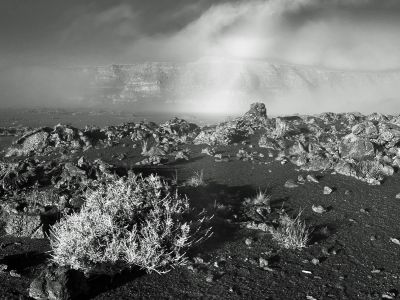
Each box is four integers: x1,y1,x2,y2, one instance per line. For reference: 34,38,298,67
270,211,309,250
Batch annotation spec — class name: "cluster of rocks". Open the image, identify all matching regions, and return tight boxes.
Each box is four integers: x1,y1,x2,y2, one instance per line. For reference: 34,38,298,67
0,126,29,137
0,157,119,238
258,111,400,185
133,118,199,165
3,102,400,184
194,103,270,146
5,124,104,157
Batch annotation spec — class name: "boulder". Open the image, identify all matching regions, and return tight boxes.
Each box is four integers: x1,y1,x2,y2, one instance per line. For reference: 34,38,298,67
29,265,88,300
351,121,378,138
243,102,267,119
340,134,375,160
6,128,52,156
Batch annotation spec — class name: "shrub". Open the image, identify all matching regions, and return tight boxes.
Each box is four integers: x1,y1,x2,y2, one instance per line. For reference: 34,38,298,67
244,189,271,210
50,173,209,275
185,170,205,187
270,211,309,250
242,189,271,222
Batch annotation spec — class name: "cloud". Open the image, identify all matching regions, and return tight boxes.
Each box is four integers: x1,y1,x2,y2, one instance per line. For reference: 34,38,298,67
119,0,400,70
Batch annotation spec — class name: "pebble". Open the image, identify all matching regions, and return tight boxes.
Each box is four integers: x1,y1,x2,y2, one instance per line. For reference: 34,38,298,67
9,270,21,278
312,205,327,214
284,179,299,188
259,257,273,271
371,268,382,274
307,174,319,183
323,186,333,195
311,258,320,265
396,193,400,199
205,274,214,283
297,175,306,184
259,257,269,269
245,238,253,246
390,238,400,245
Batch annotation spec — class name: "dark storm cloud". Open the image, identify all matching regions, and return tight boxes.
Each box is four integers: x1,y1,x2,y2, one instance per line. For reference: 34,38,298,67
1,0,400,68
0,0,238,66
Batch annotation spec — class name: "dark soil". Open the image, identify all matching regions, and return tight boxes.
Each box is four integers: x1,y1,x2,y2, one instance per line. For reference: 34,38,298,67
1,140,400,299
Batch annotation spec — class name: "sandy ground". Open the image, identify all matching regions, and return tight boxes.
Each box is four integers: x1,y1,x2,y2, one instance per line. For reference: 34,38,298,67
1,138,400,299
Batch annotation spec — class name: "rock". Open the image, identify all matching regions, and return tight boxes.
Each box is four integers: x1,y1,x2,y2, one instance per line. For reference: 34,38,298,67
297,175,306,184
390,238,400,246
201,147,215,156
323,186,333,195
9,270,21,278
29,265,88,300
245,238,253,246
306,174,319,183
284,179,299,189
396,193,400,199
259,257,269,270
194,124,247,146
274,118,290,138
236,149,253,161
6,128,52,157
351,121,378,138
243,102,267,119
311,258,320,265
205,274,214,283
312,205,327,214
258,135,280,150
340,134,375,160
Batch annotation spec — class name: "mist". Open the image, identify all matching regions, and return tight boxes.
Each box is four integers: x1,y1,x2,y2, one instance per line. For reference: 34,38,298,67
1,0,400,114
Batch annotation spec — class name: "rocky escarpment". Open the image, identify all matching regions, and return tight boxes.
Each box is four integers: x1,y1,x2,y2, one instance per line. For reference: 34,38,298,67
75,59,400,111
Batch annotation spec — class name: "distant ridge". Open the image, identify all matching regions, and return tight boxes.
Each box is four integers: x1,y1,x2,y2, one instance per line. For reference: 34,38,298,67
69,58,400,113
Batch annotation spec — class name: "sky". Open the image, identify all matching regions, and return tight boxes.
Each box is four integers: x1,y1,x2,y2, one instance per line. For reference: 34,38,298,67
1,0,400,112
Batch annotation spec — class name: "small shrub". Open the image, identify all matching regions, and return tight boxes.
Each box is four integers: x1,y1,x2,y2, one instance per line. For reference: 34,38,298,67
242,189,271,222
50,173,209,275
270,211,309,250
185,170,205,187
244,189,271,209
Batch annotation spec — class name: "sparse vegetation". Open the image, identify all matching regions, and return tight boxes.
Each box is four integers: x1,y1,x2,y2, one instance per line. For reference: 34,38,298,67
185,170,205,187
244,189,271,212
270,211,310,250
141,139,149,156
50,173,209,275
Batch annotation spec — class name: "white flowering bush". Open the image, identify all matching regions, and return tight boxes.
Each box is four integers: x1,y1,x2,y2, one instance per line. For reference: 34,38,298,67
50,173,209,275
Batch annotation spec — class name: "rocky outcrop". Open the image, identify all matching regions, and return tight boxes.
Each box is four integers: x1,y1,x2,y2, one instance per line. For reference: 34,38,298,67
5,124,103,157
194,102,269,146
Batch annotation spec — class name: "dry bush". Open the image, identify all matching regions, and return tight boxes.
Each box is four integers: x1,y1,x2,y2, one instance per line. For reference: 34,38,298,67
50,173,210,275
270,211,309,250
